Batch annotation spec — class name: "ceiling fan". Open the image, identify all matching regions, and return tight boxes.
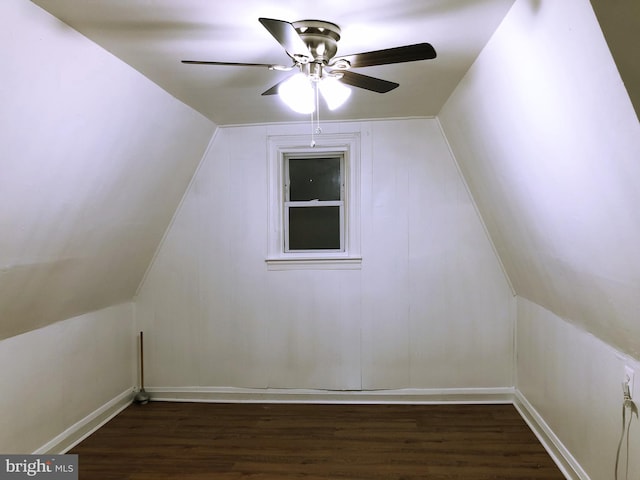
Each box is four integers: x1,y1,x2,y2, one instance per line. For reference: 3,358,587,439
182,18,437,113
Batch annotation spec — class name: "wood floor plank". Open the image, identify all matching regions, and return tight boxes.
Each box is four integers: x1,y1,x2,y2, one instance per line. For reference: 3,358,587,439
70,402,565,479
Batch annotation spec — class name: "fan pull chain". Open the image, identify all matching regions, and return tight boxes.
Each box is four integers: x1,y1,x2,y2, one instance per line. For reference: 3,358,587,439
311,81,321,147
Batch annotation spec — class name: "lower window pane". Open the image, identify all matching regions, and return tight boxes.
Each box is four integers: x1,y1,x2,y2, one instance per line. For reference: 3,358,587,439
288,206,340,250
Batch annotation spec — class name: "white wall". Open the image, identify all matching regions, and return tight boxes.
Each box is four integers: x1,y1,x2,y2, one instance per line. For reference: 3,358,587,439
517,298,640,480
135,118,514,391
438,0,640,477
0,0,215,340
0,303,134,454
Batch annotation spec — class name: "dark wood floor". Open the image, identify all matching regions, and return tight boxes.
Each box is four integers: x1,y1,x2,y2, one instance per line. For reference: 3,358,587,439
70,402,565,479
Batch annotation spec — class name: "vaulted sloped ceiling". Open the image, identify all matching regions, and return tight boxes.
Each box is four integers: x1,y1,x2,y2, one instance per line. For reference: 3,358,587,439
0,0,215,340
439,0,640,358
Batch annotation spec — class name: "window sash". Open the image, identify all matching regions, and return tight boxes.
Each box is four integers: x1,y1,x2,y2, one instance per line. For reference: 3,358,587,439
283,155,345,253
284,201,345,252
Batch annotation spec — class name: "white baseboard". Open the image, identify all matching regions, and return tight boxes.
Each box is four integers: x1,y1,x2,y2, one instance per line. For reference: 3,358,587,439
34,388,134,455
146,386,515,404
513,390,588,480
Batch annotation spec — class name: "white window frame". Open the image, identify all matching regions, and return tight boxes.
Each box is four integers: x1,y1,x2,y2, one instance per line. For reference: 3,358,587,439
266,133,361,270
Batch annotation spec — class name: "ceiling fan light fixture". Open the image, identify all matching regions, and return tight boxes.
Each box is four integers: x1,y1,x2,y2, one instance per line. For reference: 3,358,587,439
183,17,438,118
318,76,351,110
279,73,316,114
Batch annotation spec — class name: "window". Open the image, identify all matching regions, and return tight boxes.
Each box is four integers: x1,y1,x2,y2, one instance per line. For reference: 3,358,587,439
285,154,344,252
267,133,361,269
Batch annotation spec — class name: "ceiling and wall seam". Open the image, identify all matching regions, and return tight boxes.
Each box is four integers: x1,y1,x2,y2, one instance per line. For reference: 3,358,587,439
218,116,437,129
133,126,220,300
434,117,516,297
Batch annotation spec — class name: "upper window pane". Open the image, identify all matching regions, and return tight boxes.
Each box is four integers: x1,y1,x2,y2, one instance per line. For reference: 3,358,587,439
288,157,341,201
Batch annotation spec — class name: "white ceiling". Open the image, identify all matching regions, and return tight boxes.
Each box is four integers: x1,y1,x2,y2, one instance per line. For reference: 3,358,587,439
31,0,515,125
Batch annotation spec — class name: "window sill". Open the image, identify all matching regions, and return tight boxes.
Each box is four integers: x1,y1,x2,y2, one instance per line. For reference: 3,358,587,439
265,256,362,271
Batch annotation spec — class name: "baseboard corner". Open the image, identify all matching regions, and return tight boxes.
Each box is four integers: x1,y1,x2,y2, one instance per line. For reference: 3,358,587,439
34,388,134,455
513,390,589,480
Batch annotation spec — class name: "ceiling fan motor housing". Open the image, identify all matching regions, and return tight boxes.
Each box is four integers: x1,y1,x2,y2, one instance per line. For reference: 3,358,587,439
292,20,341,65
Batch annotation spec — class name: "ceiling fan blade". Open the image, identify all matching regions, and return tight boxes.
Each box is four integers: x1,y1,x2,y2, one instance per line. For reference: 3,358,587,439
182,60,279,67
338,71,399,93
332,43,436,68
259,18,313,62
